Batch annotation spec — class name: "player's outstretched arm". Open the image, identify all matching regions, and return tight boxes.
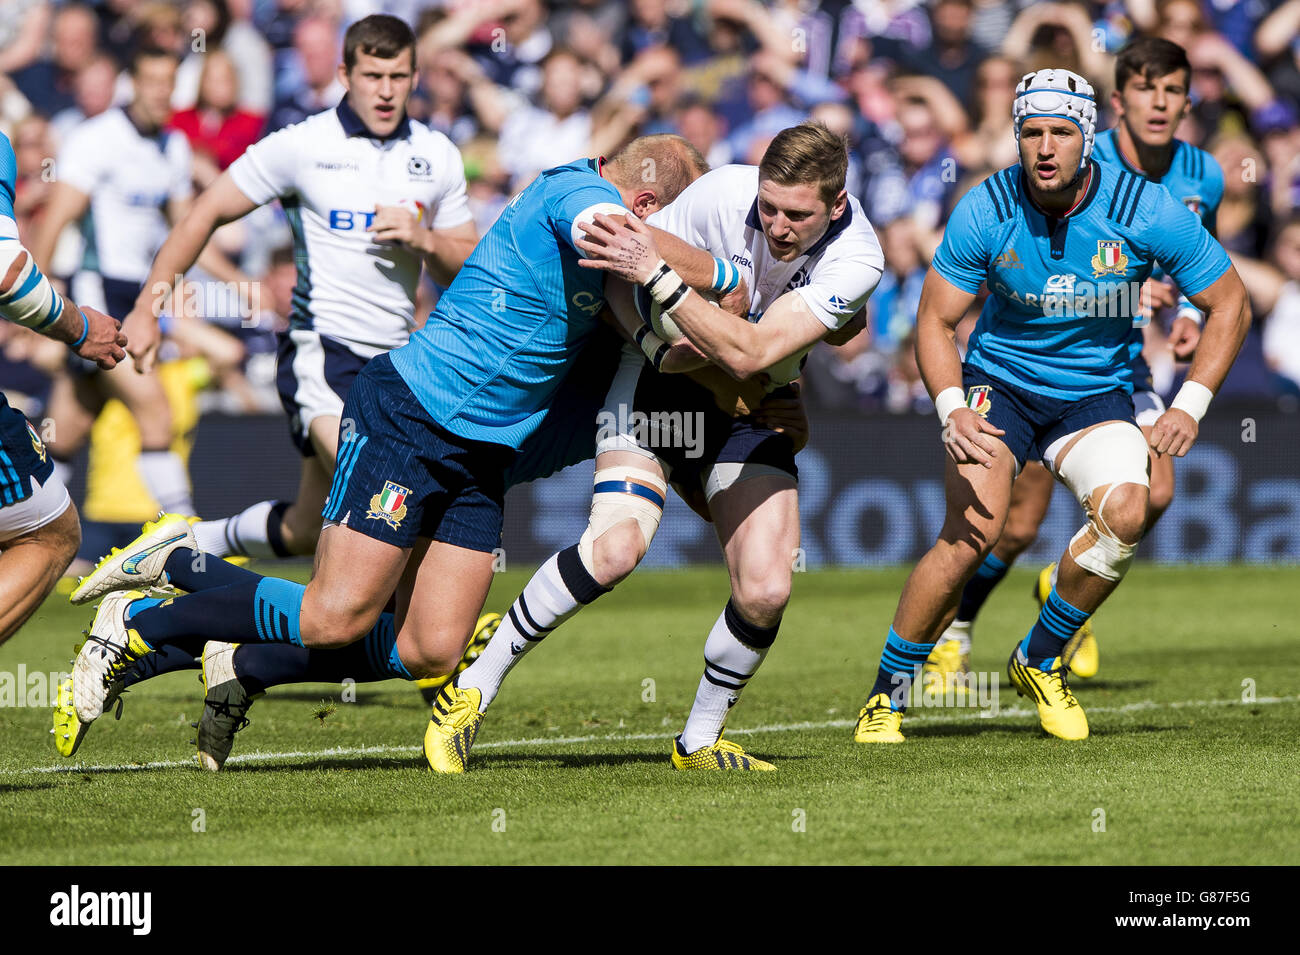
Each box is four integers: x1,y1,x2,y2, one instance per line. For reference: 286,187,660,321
1149,267,1251,457
915,267,1005,468
577,212,824,379
123,171,258,373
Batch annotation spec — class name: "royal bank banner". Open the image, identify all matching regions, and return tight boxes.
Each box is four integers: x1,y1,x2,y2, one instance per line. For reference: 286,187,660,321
181,404,1298,569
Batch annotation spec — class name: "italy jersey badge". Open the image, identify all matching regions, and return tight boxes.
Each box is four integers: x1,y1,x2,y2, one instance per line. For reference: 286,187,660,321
367,481,410,529
965,386,993,417
1092,240,1128,277
26,421,46,462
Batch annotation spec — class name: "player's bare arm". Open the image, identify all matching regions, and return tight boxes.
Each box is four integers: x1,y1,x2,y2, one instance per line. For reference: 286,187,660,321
122,172,258,372
578,212,827,378
1149,266,1251,457
914,269,1005,468
28,180,90,275
368,209,477,286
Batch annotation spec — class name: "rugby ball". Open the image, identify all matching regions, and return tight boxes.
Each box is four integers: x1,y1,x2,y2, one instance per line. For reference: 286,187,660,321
638,286,718,343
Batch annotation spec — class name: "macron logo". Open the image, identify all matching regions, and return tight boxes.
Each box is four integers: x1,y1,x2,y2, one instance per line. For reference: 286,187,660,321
50,885,151,936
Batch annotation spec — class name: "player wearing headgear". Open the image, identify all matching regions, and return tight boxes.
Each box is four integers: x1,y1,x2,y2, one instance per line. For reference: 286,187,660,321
423,122,884,773
0,130,126,644
63,135,709,768
924,38,1225,690
852,67,1248,742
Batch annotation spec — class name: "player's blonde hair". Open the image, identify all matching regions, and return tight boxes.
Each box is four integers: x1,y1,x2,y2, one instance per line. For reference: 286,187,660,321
759,121,848,206
605,134,709,208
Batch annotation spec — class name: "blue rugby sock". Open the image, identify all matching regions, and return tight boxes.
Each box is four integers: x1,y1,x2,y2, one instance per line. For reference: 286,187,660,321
1018,587,1091,670
127,576,305,657
232,613,409,691
955,552,1011,623
122,644,200,687
868,628,936,712
162,549,261,592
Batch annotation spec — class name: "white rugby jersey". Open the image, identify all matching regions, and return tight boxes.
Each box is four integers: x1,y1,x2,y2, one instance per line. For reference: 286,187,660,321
57,108,193,283
229,100,471,356
647,163,884,383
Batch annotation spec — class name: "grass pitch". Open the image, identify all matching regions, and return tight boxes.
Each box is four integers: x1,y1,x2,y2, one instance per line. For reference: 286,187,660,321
0,565,1296,865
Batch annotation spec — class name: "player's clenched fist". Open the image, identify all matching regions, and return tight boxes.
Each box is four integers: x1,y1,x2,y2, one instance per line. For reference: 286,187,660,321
942,407,1006,468
1148,407,1198,457
73,306,128,370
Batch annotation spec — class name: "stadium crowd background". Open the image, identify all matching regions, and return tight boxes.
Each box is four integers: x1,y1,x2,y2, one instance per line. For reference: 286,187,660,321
1,0,1298,564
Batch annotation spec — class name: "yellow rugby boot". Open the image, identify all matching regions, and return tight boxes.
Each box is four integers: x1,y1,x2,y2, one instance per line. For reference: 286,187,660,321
671,736,775,770
1035,563,1100,678
52,676,88,757
417,612,501,705
922,630,971,699
1007,649,1089,740
853,692,905,743
423,683,485,773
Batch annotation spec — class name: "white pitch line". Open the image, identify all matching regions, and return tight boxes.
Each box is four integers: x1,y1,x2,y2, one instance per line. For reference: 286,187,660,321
5,694,1294,777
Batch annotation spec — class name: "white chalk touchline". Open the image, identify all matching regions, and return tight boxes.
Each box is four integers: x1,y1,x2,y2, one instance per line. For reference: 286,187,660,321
5,694,1294,777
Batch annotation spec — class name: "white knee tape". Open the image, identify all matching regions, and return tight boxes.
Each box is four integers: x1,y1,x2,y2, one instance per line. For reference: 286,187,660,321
1068,518,1136,581
1056,422,1150,507
577,466,667,570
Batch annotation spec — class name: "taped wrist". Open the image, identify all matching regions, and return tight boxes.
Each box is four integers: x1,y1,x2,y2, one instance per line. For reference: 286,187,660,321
644,259,691,314
634,325,670,370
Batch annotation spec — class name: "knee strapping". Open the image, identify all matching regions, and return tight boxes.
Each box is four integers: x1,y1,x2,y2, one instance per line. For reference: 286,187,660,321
1059,423,1149,581
577,465,667,571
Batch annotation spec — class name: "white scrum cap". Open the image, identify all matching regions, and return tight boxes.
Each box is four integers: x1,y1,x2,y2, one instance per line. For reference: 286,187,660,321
1013,68,1097,172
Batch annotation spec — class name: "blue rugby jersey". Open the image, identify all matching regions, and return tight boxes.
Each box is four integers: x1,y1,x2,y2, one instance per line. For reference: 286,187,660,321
0,132,15,221
932,159,1231,399
1094,127,1225,390
390,158,625,448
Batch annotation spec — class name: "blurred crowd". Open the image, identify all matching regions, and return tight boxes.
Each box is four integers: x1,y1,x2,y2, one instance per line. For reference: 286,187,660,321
3,0,1300,424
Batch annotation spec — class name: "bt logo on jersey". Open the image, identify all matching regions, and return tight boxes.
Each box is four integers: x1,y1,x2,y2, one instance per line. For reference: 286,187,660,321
329,210,377,230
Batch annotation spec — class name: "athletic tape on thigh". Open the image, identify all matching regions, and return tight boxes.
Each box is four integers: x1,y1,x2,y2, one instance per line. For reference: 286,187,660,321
577,465,668,570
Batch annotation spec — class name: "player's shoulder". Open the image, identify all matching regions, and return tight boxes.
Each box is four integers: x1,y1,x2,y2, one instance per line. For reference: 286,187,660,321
698,163,760,196
1173,138,1224,193
63,107,127,146
966,163,1022,223
815,193,883,268
1096,158,1170,228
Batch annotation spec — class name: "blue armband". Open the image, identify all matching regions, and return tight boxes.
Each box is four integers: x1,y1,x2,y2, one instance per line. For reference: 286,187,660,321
710,256,741,295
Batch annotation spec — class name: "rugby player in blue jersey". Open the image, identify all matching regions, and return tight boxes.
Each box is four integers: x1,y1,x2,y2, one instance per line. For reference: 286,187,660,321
926,38,1228,689
65,135,710,765
851,68,1249,742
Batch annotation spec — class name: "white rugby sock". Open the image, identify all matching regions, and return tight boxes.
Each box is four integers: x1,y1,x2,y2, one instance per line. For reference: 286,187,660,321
679,600,780,753
459,545,608,711
137,449,194,515
193,499,291,558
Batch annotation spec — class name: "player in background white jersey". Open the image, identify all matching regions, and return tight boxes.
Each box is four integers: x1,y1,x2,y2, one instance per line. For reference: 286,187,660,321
0,128,126,643
29,46,219,519
108,14,476,566
427,123,885,772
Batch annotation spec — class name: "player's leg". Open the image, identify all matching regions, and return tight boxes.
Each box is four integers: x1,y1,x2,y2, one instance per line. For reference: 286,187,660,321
672,471,796,770
101,361,194,516
191,329,354,558
43,369,101,485
0,485,79,644
455,347,668,712
855,446,1016,742
929,460,1054,687
1007,419,1150,740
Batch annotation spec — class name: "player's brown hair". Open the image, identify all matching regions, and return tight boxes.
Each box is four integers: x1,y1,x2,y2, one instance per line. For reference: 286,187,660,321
1115,36,1191,91
343,14,416,72
604,134,710,207
759,121,849,207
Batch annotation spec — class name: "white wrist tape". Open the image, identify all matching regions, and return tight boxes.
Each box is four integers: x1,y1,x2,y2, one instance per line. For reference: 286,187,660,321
1170,380,1213,422
644,259,691,314
634,325,670,370
935,386,965,425
0,241,64,331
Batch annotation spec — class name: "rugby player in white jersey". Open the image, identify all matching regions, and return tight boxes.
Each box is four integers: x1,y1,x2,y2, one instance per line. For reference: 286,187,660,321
30,46,203,519
0,130,126,644
426,122,886,772
56,15,478,758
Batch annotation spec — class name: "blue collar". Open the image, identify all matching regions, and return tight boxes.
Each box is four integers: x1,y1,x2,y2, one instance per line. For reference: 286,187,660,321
335,97,411,141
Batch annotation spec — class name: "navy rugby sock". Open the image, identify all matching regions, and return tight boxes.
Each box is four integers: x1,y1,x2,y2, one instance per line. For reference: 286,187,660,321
955,552,1011,623
231,612,410,691
127,576,304,657
868,628,936,712
1018,587,1091,670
